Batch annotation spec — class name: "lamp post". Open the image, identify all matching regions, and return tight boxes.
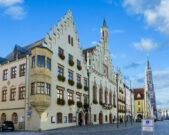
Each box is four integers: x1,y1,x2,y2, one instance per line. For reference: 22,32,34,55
124,83,127,127
130,80,133,126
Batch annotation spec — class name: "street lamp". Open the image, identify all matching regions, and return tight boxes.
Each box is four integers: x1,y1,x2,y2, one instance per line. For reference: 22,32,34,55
130,80,133,126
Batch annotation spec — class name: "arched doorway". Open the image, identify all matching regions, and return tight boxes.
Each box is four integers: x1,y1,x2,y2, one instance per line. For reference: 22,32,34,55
1,113,6,121
113,116,116,123
109,113,112,124
78,111,84,126
85,113,89,125
99,111,103,124
137,114,143,120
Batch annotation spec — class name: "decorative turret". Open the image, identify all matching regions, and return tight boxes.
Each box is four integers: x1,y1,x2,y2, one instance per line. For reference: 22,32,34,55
101,19,108,42
101,19,109,51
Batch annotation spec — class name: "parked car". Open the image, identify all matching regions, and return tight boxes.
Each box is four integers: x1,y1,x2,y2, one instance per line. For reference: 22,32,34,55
136,118,142,122
0,121,15,132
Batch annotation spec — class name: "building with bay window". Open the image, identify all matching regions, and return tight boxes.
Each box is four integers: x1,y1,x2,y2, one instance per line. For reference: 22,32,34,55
0,10,127,130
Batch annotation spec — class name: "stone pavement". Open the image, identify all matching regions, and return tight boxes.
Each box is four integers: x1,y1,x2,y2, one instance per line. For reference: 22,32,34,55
1,121,169,135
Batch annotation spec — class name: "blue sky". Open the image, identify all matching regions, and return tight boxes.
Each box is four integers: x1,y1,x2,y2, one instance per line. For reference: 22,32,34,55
0,0,169,109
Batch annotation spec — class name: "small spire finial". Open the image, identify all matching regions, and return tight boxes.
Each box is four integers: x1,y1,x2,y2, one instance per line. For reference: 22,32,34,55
102,18,108,28
147,56,151,69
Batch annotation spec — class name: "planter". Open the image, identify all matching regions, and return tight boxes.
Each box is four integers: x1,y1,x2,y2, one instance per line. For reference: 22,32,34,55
93,99,98,104
68,99,74,106
58,75,65,82
58,53,65,60
77,101,82,108
99,101,103,105
68,79,74,86
57,98,65,105
77,83,82,89
84,103,89,108
77,65,82,70
69,60,74,66
84,86,88,91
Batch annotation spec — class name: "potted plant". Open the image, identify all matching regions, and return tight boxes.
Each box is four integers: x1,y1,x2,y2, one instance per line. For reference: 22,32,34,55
68,79,74,86
57,98,65,105
69,60,74,66
84,86,88,91
58,53,65,60
58,75,65,82
99,100,103,105
77,83,82,89
84,103,89,108
77,101,82,108
77,65,82,70
93,99,98,104
68,99,74,106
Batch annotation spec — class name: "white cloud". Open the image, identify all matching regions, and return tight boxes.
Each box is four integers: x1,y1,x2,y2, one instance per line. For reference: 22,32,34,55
123,0,169,35
111,54,117,59
5,6,26,20
110,29,124,34
91,41,97,45
0,0,26,20
0,0,23,6
106,0,113,4
133,38,158,51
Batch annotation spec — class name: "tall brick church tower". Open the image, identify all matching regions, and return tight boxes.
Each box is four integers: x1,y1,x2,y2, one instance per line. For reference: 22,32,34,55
145,57,157,117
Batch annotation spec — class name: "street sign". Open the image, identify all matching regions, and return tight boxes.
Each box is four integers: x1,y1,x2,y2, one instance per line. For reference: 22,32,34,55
141,119,154,135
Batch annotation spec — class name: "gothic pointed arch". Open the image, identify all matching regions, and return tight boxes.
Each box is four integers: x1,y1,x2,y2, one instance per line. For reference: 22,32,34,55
93,80,97,103
105,87,108,104
99,83,103,105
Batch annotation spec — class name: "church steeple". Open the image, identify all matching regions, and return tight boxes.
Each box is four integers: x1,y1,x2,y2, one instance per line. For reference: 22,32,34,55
146,56,151,70
101,19,108,43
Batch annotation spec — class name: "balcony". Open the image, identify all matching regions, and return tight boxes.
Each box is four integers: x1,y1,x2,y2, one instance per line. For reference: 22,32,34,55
30,94,51,114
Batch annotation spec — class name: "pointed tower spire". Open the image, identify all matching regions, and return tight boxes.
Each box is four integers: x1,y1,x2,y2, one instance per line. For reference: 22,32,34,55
102,18,108,28
147,56,151,70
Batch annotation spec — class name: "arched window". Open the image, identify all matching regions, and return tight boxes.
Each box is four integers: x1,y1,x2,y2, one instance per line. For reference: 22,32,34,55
105,88,108,104
102,31,104,39
99,84,103,104
93,81,97,101
57,112,62,123
68,35,71,44
12,113,18,124
113,92,116,106
71,37,74,46
1,113,6,121
68,113,73,123
109,91,112,105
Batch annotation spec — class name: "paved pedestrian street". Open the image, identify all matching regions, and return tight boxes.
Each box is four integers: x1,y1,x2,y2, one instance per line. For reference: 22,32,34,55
1,121,169,135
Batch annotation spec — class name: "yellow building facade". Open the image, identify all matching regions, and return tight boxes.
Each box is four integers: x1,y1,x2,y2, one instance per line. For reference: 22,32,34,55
134,88,148,120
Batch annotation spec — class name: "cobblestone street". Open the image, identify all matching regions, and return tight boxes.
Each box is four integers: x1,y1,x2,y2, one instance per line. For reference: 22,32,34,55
1,121,169,135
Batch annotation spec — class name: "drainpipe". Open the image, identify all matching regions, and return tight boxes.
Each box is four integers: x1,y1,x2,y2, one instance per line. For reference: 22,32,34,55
87,70,91,125
24,54,30,130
